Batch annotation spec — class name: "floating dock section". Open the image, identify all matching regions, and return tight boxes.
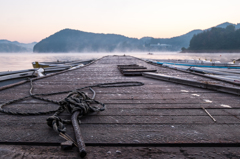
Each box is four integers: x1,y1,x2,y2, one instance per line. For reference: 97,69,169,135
0,55,240,158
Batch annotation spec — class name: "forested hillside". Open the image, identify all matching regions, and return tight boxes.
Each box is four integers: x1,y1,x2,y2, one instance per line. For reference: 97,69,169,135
33,29,145,52
185,25,240,52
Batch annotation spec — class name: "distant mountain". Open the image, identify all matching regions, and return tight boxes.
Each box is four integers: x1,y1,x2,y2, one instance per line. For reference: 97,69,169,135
214,22,234,29
33,22,240,52
214,22,240,30
0,40,37,52
0,43,27,52
33,29,145,52
33,28,204,53
149,22,240,51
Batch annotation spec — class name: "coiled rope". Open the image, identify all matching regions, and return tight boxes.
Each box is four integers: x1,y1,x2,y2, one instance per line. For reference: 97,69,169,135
0,79,144,134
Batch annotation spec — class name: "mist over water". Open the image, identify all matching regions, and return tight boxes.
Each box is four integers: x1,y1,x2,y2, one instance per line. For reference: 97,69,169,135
1,52,240,72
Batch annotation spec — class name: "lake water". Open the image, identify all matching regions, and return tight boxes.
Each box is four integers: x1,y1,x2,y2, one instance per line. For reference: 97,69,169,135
1,52,240,72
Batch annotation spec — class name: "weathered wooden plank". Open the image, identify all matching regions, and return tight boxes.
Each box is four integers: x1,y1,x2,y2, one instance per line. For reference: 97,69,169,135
80,115,240,124
0,114,239,124
97,99,240,105
103,103,238,109
1,105,239,116
0,103,59,115
1,86,239,103
96,108,240,116
1,99,239,113
35,77,240,89
0,145,79,158
79,93,240,101
1,98,239,107
1,121,240,144
1,85,220,95
1,145,240,159
0,104,238,120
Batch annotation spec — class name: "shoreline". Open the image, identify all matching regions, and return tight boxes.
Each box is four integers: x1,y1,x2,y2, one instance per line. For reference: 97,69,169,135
181,50,240,53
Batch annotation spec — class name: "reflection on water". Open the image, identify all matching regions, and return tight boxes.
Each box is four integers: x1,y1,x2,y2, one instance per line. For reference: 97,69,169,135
0,52,240,72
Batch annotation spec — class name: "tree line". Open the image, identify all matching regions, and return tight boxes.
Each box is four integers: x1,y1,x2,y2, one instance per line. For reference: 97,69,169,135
182,25,240,52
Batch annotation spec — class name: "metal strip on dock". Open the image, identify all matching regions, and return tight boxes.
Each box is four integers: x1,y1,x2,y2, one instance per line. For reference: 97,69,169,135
142,72,240,96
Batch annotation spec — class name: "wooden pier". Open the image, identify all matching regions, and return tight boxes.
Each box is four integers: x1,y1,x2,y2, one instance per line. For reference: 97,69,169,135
1,55,240,158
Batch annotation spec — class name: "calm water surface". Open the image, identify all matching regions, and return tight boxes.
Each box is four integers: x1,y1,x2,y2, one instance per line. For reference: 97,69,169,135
1,52,240,72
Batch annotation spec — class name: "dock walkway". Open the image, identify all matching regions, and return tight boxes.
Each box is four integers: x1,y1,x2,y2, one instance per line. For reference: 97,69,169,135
0,55,240,158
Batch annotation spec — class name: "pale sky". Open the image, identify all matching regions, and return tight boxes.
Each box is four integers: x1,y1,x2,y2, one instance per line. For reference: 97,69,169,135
0,0,239,43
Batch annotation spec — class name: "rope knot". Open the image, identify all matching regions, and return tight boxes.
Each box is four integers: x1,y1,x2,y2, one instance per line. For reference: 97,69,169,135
47,116,66,133
60,91,105,116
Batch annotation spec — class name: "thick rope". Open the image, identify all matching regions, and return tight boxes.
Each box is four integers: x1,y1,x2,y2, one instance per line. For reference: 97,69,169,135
0,79,144,133
0,80,143,115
